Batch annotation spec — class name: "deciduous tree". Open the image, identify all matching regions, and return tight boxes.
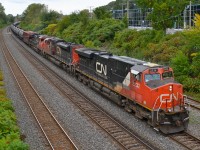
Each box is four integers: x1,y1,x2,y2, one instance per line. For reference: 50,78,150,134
0,3,7,26
194,13,200,28
135,0,189,31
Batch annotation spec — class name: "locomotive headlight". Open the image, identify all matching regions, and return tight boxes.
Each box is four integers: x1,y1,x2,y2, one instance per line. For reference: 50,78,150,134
168,108,172,112
169,85,173,91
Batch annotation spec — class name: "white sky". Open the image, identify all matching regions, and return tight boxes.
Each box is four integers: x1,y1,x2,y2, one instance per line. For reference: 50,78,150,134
1,0,114,16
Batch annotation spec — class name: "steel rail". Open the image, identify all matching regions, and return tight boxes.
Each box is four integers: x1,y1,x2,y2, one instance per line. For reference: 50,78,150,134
10,27,156,150
169,132,200,150
1,28,78,150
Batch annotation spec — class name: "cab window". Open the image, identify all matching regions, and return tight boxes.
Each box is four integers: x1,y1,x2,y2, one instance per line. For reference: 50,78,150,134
162,71,173,79
132,73,142,82
136,73,142,82
145,74,160,82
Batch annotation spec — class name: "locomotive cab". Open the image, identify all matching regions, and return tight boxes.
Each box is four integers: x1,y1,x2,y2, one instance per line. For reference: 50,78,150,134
135,65,189,134
75,48,189,134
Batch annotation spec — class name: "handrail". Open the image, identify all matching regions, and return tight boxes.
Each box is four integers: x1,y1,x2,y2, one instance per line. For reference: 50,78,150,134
152,95,163,123
183,95,190,111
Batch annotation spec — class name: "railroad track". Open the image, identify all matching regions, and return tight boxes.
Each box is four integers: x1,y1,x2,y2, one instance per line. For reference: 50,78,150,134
1,29,77,150
186,97,200,111
10,28,156,150
169,132,200,150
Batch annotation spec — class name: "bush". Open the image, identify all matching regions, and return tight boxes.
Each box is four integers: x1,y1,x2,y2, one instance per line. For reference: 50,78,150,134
62,22,83,43
0,88,6,96
183,77,200,93
112,29,165,59
41,24,57,35
0,71,29,149
170,51,190,77
0,133,29,150
0,81,4,86
0,71,3,81
82,18,125,46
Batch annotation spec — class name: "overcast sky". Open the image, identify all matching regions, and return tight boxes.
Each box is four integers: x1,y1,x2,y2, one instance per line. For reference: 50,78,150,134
1,0,114,16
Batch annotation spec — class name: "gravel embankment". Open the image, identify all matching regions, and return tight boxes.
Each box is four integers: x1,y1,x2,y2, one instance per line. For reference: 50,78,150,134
3,28,200,150
3,29,118,149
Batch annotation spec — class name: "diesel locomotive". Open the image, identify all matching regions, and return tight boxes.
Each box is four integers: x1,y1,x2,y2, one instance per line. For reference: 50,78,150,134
10,24,189,134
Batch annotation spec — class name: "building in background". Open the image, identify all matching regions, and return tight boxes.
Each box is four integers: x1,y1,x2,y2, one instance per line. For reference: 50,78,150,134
112,1,200,30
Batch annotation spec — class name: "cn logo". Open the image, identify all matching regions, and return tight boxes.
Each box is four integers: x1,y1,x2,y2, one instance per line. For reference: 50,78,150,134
96,62,107,76
160,93,178,103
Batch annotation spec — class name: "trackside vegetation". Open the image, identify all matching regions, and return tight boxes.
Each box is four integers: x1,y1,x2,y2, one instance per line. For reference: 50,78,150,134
0,70,29,149
1,0,199,99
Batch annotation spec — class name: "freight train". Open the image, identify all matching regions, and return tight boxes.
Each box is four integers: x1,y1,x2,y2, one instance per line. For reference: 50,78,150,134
10,23,189,134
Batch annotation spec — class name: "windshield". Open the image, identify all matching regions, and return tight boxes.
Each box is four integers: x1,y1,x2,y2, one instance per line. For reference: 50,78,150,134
145,74,161,82
162,71,173,79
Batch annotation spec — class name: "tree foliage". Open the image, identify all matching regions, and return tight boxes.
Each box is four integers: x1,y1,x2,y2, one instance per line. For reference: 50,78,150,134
93,6,112,19
112,29,165,58
135,0,188,31
61,18,125,47
20,3,48,30
20,4,63,31
194,13,200,28
41,10,61,27
0,3,7,27
55,10,90,35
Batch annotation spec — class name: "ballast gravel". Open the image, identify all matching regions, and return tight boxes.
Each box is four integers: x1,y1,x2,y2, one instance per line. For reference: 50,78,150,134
2,29,118,149
1,31,50,150
2,28,200,149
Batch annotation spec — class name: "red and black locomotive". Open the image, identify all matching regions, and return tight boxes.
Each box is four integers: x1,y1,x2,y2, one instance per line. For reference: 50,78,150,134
10,23,189,134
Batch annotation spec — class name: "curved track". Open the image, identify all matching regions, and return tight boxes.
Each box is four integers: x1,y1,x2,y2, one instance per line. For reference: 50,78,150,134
10,28,156,150
1,28,77,150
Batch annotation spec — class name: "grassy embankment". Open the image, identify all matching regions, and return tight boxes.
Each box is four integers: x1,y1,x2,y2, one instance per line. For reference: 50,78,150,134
0,70,29,149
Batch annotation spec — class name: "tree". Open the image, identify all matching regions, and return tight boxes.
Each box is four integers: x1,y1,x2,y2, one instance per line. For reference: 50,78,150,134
93,6,111,20
41,10,61,27
78,9,90,26
6,14,14,23
0,3,7,26
194,13,200,28
135,0,188,31
171,50,190,79
20,3,47,30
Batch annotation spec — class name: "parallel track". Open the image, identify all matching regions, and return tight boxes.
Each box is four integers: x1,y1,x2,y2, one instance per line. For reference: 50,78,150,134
1,28,77,150
187,97,200,111
169,132,200,150
10,28,156,150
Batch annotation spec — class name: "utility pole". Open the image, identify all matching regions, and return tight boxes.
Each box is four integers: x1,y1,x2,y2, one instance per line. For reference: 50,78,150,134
89,6,93,19
184,6,186,29
127,0,129,26
189,1,192,28
122,3,124,19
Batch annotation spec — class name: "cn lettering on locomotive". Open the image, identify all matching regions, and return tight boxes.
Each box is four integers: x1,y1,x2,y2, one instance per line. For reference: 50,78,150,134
10,23,190,134
96,62,107,76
